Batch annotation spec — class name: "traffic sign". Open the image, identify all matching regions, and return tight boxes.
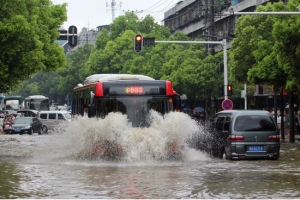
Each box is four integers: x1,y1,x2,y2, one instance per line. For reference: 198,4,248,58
222,99,233,110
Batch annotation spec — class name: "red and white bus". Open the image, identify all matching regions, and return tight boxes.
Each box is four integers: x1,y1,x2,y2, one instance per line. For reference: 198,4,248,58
72,74,181,157
72,74,181,125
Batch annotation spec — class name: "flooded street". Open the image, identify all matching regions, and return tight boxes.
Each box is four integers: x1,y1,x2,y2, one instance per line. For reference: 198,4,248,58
1,113,300,198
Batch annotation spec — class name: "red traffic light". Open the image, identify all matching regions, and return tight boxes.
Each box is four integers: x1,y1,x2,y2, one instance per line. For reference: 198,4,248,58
228,85,232,91
134,34,143,53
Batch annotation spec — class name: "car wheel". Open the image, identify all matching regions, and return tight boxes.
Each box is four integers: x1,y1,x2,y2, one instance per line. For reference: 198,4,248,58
38,127,42,135
29,128,33,135
42,125,48,134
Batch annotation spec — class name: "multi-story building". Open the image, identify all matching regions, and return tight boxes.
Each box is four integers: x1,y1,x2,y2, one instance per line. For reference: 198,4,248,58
163,0,291,111
163,0,288,52
77,25,111,47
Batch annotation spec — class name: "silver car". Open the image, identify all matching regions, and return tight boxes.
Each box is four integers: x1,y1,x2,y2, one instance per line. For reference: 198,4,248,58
39,111,71,132
220,110,280,160
205,110,280,160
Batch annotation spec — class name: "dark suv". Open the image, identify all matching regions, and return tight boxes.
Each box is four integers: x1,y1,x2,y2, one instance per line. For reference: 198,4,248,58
208,110,280,160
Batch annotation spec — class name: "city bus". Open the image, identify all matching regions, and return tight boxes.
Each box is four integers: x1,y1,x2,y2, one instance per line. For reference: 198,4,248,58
4,96,24,110
24,95,50,111
72,74,181,157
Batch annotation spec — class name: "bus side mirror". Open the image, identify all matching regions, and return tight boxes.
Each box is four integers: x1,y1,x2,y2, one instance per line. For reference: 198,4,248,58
88,105,95,118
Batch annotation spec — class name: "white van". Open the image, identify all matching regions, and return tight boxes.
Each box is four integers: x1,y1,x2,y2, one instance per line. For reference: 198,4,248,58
39,111,71,132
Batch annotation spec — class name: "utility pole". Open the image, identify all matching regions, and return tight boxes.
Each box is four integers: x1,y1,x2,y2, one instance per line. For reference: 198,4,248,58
205,0,208,56
106,0,122,22
210,0,215,56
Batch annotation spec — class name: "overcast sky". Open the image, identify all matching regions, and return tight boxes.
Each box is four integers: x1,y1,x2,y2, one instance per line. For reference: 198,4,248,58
51,0,177,32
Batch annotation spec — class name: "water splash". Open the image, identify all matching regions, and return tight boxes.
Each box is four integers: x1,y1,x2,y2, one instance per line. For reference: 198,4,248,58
44,111,207,162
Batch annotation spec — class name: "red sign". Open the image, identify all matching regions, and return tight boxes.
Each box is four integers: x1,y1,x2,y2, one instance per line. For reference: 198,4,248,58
222,99,233,110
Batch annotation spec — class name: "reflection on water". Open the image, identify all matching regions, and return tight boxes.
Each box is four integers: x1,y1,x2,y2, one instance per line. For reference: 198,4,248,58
0,112,300,198
0,162,30,199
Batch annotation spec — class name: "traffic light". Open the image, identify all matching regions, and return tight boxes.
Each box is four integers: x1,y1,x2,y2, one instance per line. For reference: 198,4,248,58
143,38,155,47
227,85,233,96
219,85,224,96
134,34,143,53
68,25,77,46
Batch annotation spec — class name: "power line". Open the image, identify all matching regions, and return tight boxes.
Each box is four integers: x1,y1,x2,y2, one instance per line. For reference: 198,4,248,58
144,0,173,12
152,0,177,18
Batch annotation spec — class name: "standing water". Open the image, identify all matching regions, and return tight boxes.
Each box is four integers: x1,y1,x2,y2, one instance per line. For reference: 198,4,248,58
40,111,203,162
1,112,300,198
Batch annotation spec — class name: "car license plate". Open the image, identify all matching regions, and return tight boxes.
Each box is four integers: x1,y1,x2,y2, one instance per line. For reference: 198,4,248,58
15,129,21,132
249,146,263,151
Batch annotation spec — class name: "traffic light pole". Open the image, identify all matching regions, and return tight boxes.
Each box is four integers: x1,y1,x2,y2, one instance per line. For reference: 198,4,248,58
155,39,228,99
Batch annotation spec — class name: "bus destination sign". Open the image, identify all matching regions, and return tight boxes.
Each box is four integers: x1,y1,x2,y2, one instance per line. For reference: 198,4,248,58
108,86,161,95
125,87,143,94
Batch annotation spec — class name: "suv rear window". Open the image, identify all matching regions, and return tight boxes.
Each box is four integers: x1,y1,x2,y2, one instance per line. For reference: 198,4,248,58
234,115,276,131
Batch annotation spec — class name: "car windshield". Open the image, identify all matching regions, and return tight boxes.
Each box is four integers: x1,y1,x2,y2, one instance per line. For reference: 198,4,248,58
234,115,276,131
14,118,32,124
63,113,71,119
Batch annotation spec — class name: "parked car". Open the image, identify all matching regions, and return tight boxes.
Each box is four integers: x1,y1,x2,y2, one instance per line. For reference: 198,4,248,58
6,117,45,135
17,110,39,117
39,111,72,132
208,110,280,160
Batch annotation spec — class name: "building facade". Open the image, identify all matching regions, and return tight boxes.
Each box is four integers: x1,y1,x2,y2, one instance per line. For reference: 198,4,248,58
163,0,289,52
77,25,111,47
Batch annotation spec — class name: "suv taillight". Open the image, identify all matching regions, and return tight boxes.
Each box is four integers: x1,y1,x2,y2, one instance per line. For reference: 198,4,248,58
228,135,244,141
268,135,280,141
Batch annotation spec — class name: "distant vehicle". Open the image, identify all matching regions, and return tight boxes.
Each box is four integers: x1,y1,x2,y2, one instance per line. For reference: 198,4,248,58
51,103,59,107
193,110,280,160
24,95,49,111
39,110,71,132
49,106,56,111
4,96,24,111
17,110,39,117
6,117,45,135
56,106,68,111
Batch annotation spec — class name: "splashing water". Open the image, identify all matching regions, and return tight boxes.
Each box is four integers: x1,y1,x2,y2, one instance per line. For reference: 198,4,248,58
43,111,207,162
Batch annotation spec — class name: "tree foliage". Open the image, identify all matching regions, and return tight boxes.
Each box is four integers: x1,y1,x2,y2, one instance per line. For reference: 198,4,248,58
0,0,67,93
57,43,94,95
7,70,63,101
273,0,300,91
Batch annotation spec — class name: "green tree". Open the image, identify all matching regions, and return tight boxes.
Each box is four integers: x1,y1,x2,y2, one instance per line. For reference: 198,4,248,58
273,0,300,91
230,3,287,89
95,28,110,50
0,0,67,93
57,43,95,95
8,70,63,101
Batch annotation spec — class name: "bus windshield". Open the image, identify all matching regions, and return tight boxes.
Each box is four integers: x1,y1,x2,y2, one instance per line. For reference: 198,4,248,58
96,96,172,127
25,99,49,111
